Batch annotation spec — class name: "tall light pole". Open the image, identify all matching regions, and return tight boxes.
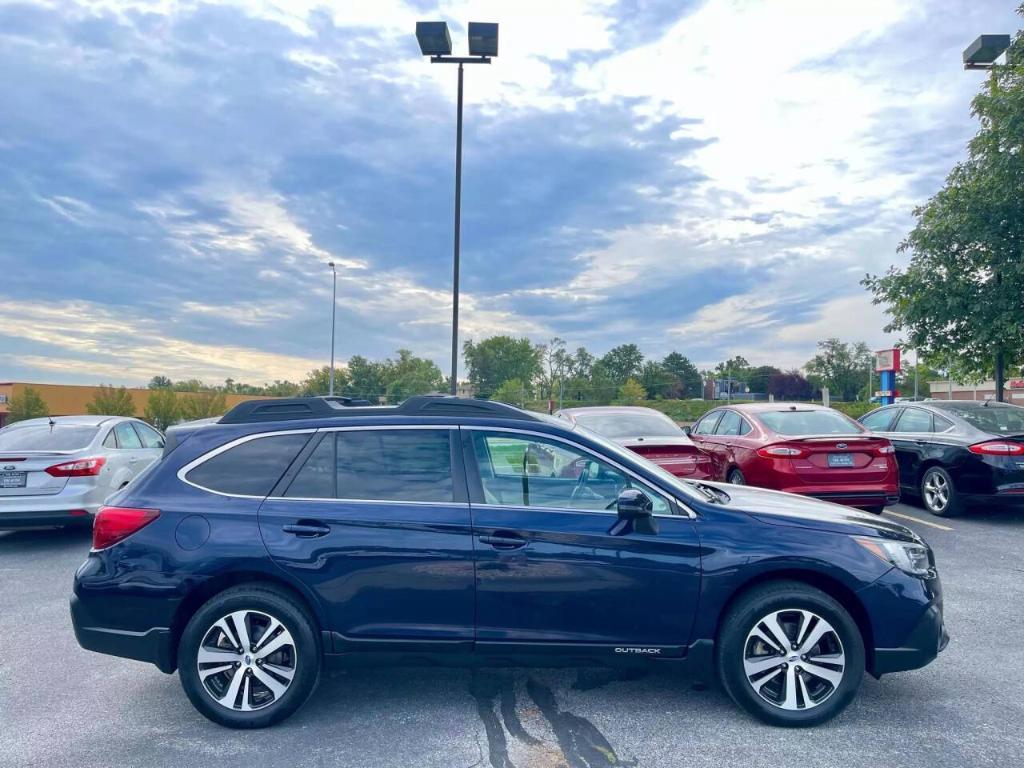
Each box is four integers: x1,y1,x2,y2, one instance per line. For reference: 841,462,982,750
416,21,498,395
963,34,1012,401
328,261,337,396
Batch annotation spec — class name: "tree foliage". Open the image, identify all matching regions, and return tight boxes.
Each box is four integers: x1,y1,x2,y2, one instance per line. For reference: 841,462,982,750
144,388,180,430
864,13,1024,396
463,336,543,399
179,390,228,421
662,352,703,398
87,385,136,416
7,387,49,423
617,378,647,405
805,339,872,401
768,370,815,400
492,378,525,406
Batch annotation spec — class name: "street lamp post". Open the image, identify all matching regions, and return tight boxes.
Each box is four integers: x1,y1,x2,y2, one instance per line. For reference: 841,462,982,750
963,34,1012,402
416,21,498,395
328,261,337,396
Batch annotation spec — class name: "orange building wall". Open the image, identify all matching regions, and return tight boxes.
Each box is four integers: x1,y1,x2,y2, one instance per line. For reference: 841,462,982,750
0,382,278,425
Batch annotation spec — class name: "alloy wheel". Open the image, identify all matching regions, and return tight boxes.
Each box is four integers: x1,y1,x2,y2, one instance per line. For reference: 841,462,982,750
922,471,949,513
743,609,846,711
197,610,297,712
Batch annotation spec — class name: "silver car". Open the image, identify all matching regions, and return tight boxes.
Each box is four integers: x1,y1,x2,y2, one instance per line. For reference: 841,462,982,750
0,415,164,529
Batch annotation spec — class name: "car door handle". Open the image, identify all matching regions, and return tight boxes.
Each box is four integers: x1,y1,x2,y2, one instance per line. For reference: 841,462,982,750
282,523,331,538
480,533,527,550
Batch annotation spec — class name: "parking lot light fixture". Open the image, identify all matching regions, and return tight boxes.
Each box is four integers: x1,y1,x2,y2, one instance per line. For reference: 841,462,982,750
963,34,1011,70
328,261,337,397
416,20,498,394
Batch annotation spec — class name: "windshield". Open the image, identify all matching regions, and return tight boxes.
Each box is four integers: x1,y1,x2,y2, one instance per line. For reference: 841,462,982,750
571,410,682,439
942,403,1024,434
0,424,99,452
757,409,863,436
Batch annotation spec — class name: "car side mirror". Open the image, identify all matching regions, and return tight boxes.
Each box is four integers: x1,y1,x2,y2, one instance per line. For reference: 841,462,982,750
682,425,692,436
611,488,657,536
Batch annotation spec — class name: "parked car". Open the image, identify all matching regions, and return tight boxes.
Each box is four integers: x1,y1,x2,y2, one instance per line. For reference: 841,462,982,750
554,406,717,480
0,415,164,529
687,403,899,513
859,400,1024,517
71,395,945,729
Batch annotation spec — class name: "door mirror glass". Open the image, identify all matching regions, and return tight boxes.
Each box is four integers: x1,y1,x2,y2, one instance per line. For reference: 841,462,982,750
681,425,692,436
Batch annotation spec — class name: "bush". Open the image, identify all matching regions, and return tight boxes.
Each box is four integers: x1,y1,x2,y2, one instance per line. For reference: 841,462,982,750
6,387,49,423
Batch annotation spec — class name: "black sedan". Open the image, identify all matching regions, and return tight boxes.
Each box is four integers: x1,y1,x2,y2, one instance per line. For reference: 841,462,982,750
859,400,1024,516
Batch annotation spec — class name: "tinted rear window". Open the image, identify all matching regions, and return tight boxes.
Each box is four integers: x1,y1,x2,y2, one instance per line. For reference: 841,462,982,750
938,404,1024,434
285,429,453,502
758,410,862,436
0,425,98,451
185,433,311,496
571,411,681,438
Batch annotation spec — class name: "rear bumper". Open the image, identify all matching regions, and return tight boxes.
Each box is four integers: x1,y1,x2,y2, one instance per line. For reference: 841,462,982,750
70,592,176,673
779,488,900,509
0,509,93,529
871,600,949,676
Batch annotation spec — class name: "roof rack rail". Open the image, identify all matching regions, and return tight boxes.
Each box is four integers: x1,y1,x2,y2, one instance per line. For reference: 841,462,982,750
218,394,540,425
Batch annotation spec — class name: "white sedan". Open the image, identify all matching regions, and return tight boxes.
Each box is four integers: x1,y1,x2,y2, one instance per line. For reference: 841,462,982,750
0,415,164,529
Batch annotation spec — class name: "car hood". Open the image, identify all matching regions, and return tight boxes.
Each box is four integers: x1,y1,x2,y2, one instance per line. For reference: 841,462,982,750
700,482,918,543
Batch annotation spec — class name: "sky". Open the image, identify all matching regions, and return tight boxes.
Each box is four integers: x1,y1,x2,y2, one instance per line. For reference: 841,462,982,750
0,0,1020,387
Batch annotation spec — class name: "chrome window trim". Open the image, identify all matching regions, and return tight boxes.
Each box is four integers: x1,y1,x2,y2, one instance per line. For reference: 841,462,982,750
270,497,469,508
177,428,317,499
462,425,698,519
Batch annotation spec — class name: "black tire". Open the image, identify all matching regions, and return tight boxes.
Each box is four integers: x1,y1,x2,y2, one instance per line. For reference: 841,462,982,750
727,468,746,485
919,466,962,517
178,584,321,728
716,581,865,727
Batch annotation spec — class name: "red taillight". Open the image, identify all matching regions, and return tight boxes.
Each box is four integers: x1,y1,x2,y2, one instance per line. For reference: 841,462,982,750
92,506,160,550
45,457,106,477
877,444,895,455
968,441,1024,456
757,445,806,459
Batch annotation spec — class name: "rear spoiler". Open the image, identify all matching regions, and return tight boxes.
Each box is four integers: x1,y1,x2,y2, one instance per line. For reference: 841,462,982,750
788,434,878,441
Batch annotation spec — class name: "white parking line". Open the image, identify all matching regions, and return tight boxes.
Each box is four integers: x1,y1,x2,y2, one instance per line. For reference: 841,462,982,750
884,510,954,532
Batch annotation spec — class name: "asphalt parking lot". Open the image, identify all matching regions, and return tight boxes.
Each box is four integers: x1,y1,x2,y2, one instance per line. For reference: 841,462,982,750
1,503,1022,768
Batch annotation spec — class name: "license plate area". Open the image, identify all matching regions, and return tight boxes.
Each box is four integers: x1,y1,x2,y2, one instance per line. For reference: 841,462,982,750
827,453,855,468
1,471,27,488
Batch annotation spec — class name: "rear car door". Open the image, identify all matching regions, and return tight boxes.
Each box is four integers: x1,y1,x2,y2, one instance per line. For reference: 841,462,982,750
465,428,701,655
258,426,476,651
888,407,935,490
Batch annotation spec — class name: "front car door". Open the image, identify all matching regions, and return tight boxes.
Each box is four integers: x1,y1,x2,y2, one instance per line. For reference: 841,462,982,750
259,426,476,651
887,407,936,493
464,427,702,656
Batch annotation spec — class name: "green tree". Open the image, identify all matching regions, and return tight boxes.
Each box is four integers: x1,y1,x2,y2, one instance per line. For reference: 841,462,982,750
617,378,647,405
662,352,702,398
747,365,782,394
805,339,872,401
714,356,752,386
463,336,543,399
345,355,389,402
385,349,444,402
148,375,172,389
144,388,180,430
599,344,644,386
639,361,675,399
300,365,350,397
263,380,301,397
172,378,205,393
864,13,1024,401
492,378,525,406
87,385,136,416
179,391,227,421
6,387,49,423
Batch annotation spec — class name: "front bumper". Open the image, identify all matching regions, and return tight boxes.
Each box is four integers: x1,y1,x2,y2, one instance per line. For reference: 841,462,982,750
70,592,176,673
870,593,948,676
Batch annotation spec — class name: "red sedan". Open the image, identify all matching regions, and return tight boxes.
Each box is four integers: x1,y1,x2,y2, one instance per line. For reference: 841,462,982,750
555,406,718,480
687,403,899,513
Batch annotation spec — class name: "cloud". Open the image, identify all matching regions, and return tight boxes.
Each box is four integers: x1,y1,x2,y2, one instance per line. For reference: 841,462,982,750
0,0,1020,387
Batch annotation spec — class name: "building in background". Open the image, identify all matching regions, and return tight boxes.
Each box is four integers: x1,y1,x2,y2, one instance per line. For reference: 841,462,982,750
927,379,1024,403
0,382,277,428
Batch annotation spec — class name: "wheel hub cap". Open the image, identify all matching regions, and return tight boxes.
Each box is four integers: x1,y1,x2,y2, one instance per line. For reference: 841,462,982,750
197,610,297,712
743,609,846,711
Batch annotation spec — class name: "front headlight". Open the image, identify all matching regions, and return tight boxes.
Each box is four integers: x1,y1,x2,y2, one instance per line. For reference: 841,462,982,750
855,537,933,578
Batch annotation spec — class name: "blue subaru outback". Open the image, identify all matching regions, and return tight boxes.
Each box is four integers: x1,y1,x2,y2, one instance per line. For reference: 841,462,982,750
71,396,947,728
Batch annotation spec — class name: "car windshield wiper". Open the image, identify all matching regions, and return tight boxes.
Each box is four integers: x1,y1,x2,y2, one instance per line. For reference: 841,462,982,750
686,481,729,504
